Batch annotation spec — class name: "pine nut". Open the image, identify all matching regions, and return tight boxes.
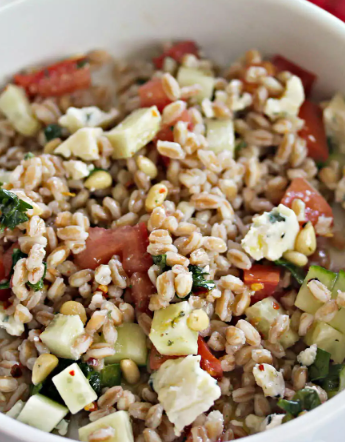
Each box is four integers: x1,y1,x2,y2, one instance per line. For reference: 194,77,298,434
282,250,308,267
84,170,112,190
294,222,316,256
32,354,59,385
60,301,87,324
136,155,158,179
145,183,168,212
187,309,210,332
120,359,140,384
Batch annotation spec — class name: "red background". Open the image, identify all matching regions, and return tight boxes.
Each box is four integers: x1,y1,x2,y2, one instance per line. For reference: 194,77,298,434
308,0,345,21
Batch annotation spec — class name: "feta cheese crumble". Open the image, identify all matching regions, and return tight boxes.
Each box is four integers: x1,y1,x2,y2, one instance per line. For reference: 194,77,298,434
152,355,221,435
253,363,285,398
241,204,299,261
260,414,285,431
59,106,119,133
63,160,93,180
297,344,317,367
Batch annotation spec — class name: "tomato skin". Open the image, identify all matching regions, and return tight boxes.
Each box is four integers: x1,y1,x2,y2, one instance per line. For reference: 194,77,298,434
149,346,179,371
197,336,223,379
139,78,172,112
14,57,91,97
122,223,153,275
244,264,280,303
130,272,155,313
298,100,329,162
272,55,317,97
281,177,333,226
153,41,199,69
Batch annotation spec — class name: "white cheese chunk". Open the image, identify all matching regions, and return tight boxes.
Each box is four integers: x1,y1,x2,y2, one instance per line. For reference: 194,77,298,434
59,106,119,133
54,128,102,161
63,160,92,180
241,204,299,261
253,363,285,398
260,414,285,431
297,344,317,366
323,93,345,154
0,304,24,336
152,355,221,435
264,76,305,119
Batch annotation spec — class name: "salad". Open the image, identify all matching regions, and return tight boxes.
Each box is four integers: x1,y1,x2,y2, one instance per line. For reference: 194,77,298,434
0,41,344,442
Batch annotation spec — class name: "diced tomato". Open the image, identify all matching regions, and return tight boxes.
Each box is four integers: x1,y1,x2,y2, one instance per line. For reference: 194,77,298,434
272,55,317,97
3,242,19,278
14,57,91,97
281,177,333,226
197,336,223,379
155,126,174,143
130,272,155,313
149,346,179,370
153,41,199,69
139,78,172,112
0,250,12,302
298,100,329,162
75,223,152,274
244,264,280,303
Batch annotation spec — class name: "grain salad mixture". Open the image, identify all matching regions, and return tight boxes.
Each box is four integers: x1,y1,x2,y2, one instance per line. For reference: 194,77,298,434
0,41,344,442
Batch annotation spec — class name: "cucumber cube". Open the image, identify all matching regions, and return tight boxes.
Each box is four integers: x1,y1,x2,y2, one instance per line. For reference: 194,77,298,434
305,321,345,363
246,297,299,349
17,394,68,433
105,106,161,159
177,67,214,102
105,323,147,366
206,119,235,155
100,364,121,388
295,266,337,314
149,301,198,355
329,270,345,334
79,410,133,442
40,314,84,360
52,363,97,414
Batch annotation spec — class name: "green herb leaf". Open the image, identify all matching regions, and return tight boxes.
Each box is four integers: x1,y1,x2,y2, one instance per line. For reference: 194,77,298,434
0,188,33,231
319,364,344,393
27,262,47,291
100,364,121,388
188,264,216,291
274,259,306,285
268,212,286,223
152,254,169,272
278,388,321,417
79,362,101,395
44,124,62,142
30,382,43,396
308,348,331,381
24,152,35,160
76,58,88,69
277,399,301,416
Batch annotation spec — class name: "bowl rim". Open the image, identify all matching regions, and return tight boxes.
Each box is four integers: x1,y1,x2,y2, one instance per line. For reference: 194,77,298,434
0,0,345,441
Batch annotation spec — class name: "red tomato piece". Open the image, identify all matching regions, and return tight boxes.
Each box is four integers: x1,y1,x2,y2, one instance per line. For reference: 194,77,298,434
281,177,333,226
14,57,91,97
130,272,155,313
3,242,19,278
149,346,179,371
272,55,317,97
155,126,174,143
139,78,172,112
197,336,223,379
298,100,329,162
153,41,199,69
244,264,280,303
122,223,153,275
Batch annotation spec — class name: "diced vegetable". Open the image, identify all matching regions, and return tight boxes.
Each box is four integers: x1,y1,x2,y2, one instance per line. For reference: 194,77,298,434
305,321,345,364
40,314,85,360
100,364,121,388
129,271,156,313
105,323,147,366
14,57,91,97
278,388,321,417
308,348,331,382
299,100,329,162
294,265,337,315
329,270,345,334
78,362,101,395
104,106,161,159
319,363,345,397
44,123,63,141
243,264,280,303
149,346,178,371
149,301,198,356
281,177,333,226
177,66,214,102
139,79,171,111
272,55,317,96
153,41,199,69
197,336,223,379
206,119,235,155
79,410,134,442
52,363,97,414
17,394,68,433
0,188,33,232
0,85,40,136
246,297,299,349
54,127,101,161
274,259,306,285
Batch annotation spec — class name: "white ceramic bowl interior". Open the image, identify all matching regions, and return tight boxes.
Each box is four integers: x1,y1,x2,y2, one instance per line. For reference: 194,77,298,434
0,0,344,441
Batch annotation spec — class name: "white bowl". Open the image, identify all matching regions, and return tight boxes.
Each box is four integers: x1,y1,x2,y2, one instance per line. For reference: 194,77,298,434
0,0,344,441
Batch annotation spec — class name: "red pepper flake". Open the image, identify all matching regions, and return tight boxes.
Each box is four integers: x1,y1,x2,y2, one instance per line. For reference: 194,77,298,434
10,364,22,378
159,188,166,194
259,364,265,371
273,302,280,310
87,358,99,367
69,370,75,376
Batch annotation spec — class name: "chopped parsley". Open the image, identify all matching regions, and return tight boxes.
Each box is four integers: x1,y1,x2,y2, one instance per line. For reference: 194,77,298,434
278,388,321,417
44,124,63,142
188,264,215,291
268,212,286,223
308,348,331,382
24,152,35,160
274,259,306,285
152,254,170,272
0,188,33,232
27,262,47,292
167,340,173,346
171,311,185,328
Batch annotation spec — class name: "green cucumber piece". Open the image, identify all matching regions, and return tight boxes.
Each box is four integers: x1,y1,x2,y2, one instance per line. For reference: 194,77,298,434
105,323,147,366
305,321,345,364
177,66,214,102
245,297,299,349
329,270,345,334
6,400,25,419
79,410,133,442
295,266,337,314
17,394,68,433
100,364,121,388
52,363,97,414
206,119,235,155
